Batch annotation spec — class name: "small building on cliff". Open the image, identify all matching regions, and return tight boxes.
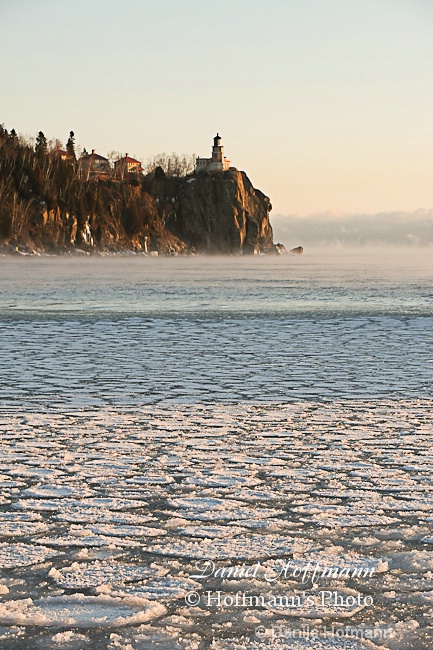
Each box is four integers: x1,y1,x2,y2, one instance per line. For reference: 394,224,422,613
196,134,230,172
78,150,110,180
114,154,143,179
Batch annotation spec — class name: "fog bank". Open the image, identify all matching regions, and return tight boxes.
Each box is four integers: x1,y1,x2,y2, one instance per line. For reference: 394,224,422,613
272,210,433,247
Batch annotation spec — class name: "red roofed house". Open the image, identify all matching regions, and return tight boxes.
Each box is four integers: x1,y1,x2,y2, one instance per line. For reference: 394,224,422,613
56,149,75,162
114,154,143,179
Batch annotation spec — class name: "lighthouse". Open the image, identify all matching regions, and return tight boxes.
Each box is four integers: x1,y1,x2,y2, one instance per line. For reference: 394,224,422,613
195,134,231,172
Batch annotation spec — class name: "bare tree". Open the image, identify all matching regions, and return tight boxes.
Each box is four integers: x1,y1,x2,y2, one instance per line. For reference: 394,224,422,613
48,138,63,152
107,151,122,166
144,152,196,177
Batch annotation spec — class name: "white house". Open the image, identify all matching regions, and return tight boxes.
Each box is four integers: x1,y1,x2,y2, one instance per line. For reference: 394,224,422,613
196,133,231,172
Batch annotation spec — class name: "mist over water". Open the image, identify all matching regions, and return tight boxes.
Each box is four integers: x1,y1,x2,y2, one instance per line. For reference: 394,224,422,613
0,248,431,408
0,247,431,319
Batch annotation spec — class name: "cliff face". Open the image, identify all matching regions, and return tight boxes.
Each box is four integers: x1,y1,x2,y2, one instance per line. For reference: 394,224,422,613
181,169,273,253
144,169,274,254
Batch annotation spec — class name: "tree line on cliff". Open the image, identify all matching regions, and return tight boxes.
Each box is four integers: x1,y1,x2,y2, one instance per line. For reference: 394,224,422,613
0,125,197,253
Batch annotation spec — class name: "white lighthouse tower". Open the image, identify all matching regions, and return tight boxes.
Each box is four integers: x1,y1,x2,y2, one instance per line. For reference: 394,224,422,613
196,133,231,172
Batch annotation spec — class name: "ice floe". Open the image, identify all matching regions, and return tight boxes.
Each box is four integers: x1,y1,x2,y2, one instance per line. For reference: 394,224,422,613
0,543,58,568
48,560,156,589
0,594,166,628
152,535,315,560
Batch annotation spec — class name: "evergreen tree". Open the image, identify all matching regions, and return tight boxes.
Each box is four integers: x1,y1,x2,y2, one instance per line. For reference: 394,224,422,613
35,131,47,157
66,131,76,158
9,128,17,143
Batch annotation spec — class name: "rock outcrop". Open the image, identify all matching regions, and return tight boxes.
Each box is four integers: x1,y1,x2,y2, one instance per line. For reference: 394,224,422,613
144,168,274,254
2,167,275,255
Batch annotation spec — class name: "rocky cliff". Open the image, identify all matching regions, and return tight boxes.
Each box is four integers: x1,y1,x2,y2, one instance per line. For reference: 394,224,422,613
144,168,274,254
0,128,277,255
2,169,276,255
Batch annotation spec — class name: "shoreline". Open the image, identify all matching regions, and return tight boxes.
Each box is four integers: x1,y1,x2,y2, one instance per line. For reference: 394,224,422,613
0,245,290,258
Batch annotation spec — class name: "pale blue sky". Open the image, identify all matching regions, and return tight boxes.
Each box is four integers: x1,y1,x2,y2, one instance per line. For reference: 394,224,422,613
1,0,432,214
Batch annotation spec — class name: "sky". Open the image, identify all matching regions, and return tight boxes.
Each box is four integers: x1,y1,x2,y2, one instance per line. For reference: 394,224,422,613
1,0,432,216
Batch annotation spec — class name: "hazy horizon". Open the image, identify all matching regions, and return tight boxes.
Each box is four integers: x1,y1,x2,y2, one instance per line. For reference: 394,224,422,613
272,209,433,248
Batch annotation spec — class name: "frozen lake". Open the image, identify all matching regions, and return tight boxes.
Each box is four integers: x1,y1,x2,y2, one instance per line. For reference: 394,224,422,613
0,248,431,649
